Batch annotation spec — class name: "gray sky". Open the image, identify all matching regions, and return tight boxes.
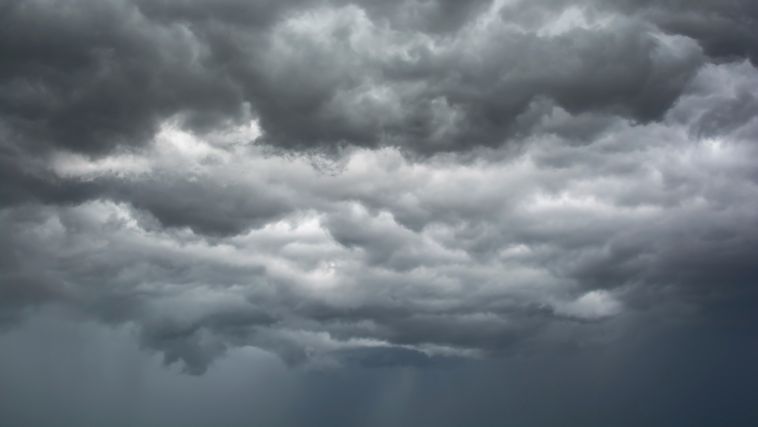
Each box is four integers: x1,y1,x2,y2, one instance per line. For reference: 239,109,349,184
1,0,758,425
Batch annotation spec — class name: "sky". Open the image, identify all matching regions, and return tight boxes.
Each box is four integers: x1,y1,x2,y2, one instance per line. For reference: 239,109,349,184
1,0,757,426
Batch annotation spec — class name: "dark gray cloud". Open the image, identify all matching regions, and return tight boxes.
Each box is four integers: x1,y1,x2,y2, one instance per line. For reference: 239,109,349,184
3,0,755,162
1,1,758,425
2,58,757,371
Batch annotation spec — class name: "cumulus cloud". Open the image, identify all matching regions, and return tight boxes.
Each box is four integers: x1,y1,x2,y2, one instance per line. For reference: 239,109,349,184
1,0,758,384
6,0,754,159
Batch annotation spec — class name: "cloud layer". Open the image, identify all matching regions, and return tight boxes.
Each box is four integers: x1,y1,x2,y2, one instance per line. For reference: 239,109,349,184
2,0,758,393
4,0,754,157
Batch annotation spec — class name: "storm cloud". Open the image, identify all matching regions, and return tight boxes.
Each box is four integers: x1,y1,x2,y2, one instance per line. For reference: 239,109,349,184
1,0,758,425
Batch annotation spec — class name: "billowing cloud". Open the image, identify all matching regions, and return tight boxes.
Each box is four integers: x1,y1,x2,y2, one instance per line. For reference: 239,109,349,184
1,1,758,424
5,0,755,159
3,56,758,372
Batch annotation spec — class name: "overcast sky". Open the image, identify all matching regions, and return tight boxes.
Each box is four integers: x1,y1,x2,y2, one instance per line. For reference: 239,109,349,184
1,0,758,426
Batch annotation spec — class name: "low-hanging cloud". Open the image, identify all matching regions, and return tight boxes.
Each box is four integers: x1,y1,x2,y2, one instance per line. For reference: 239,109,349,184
5,0,755,159
2,0,758,379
